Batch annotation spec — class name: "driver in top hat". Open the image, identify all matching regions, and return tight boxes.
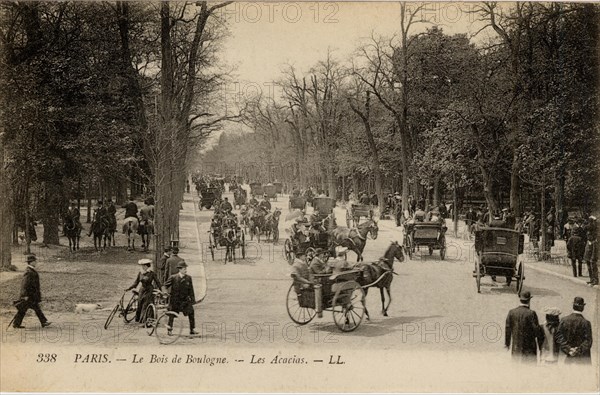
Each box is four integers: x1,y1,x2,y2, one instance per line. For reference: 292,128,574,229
259,194,271,212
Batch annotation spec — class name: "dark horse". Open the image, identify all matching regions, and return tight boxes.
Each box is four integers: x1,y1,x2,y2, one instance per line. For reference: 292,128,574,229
355,241,404,319
63,215,81,252
328,219,379,262
91,215,110,251
263,209,281,242
107,214,117,247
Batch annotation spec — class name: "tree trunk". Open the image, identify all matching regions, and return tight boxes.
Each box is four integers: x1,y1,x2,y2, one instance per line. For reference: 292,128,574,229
0,145,13,269
510,152,521,217
433,175,440,207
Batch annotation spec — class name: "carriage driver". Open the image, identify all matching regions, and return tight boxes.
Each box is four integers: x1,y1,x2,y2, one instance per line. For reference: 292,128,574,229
220,197,233,214
259,194,272,212
248,194,259,208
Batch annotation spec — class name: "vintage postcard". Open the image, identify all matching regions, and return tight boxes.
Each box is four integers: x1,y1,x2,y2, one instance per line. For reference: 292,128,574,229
0,1,598,393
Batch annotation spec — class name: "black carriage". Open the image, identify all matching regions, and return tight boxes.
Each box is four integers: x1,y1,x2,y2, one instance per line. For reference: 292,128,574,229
404,221,447,260
250,182,263,197
264,184,277,201
289,196,307,211
312,197,336,229
208,215,246,262
286,269,366,332
274,182,283,195
346,204,373,227
474,228,525,295
199,187,220,209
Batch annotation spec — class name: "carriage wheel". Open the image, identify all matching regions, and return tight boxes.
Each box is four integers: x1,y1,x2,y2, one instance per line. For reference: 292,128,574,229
516,262,524,296
286,284,316,325
284,239,295,265
332,281,365,332
145,304,157,336
475,257,482,294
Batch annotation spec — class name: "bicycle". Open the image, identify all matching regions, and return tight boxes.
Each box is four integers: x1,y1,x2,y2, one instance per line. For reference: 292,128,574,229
143,289,170,336
153,295,206,345
104,290,138,330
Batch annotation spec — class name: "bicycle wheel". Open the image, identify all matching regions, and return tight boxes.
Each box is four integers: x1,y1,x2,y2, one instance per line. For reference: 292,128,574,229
155,311,184,345
104,304,119,330
123,294,138,323
145,304,157,336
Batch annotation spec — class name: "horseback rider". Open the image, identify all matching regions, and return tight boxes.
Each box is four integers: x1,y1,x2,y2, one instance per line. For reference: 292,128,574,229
124,196,139,220
248,195,259,208
88,200,108,236
66,201,81,228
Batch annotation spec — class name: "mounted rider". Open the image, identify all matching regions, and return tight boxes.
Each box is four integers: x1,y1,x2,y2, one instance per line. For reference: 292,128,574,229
87,200,109,236
138,199,154,234
65,201,81,228
220,197,233,214
258,194,271,213
248,195,259,208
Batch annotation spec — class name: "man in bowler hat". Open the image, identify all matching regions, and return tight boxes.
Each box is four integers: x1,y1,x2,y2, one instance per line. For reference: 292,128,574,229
163,261,199,335
556,297,593,364
12,255,51,329
504,291,542,363
164,247,184,283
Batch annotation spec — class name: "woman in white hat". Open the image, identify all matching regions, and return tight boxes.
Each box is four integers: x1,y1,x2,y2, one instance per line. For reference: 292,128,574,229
126,258,161,323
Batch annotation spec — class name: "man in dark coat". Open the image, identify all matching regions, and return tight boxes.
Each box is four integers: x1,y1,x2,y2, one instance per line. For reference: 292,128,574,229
87,200,108,236
12,255,51,328
583,216,598,286
157,247,172,285
556,297,593,364
124,196,139,220
220,197,233,214
567,227,586,277
164,261,199,335
164,247,184,284
505,291,542,363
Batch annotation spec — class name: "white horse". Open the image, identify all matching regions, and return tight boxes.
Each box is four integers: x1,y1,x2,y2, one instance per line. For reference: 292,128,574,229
122,217,139,251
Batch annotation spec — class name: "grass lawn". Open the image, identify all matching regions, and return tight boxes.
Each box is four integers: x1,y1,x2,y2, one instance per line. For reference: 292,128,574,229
0,246,154,317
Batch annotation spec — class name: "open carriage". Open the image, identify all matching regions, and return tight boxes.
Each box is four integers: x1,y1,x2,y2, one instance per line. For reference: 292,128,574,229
346,204,374,227
404,221,447,260
208,215,246,263
474,228,525,295
286,269,366,332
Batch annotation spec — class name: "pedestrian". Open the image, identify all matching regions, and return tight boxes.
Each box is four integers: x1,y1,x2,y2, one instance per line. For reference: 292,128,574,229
583,216,598,286
11,255,51,329
504,291,543,363
158,247,172,282
163,261,199,336
567,227,586,277
556,297,593,364
125,259,161,323
539,307,561,365
164,247,184,283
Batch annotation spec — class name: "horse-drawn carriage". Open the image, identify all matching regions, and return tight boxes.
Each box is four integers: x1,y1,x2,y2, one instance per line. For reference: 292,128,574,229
404,221,447,260
264,184,277,201
208,213,246,262
346,204,373,228
274,182,283,195
284,216,332,265
250,182,263,197
289,196,307,211
474,227,525,295
286,269,366,332
199,187,221,210
233,187,247,208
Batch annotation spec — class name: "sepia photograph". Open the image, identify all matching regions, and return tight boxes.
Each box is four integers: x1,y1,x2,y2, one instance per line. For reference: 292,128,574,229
0,0,598,393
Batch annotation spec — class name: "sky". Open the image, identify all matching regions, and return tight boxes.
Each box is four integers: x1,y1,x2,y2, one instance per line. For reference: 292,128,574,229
204,1,496,149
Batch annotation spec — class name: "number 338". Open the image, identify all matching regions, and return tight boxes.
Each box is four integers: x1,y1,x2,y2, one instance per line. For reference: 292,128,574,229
36,353,57,362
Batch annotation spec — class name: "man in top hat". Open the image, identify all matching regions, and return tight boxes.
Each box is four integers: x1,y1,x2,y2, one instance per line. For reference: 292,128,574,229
157,247,172,283
258,194,271,212
11,255,51,329
556,297,593,364
504,291,542,363
220,197,233,214
163,261,199,336
164,247,184,284
567,227,586,277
